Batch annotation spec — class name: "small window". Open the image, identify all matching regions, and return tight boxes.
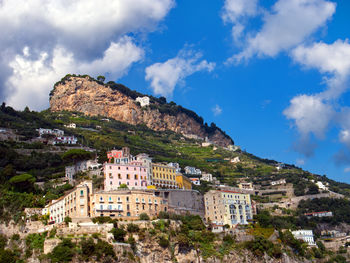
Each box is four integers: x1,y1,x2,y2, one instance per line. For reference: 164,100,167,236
80,190,84,196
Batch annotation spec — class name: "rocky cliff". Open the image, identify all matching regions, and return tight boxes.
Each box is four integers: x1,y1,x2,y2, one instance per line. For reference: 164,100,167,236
49,75,234,147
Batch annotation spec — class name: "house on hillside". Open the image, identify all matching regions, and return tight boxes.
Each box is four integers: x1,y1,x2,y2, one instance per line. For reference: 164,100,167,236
292,230,316,246
135,96,150,107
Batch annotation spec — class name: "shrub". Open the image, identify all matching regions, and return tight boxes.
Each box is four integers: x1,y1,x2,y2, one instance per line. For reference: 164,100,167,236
111,228,126,242
64,216,72,225
49,238,75,263
127,223,139,233
158,236,169,248
139,213,150,220
10,234,20,241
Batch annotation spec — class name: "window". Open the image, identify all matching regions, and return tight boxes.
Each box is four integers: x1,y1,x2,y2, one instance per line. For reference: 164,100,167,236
126,167,128,170
99,197,104,203
126,197,129,202
80,190,84,196
118,174,121,179
127,174,130,179
109,196,112,202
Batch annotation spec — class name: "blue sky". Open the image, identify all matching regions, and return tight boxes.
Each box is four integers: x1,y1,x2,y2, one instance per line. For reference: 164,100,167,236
1,0,350,182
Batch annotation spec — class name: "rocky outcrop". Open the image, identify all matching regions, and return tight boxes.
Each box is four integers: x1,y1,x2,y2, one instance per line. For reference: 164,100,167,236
49,75,234,147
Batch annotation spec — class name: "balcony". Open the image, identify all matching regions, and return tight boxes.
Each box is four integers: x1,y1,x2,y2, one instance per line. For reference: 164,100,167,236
96,208,123,212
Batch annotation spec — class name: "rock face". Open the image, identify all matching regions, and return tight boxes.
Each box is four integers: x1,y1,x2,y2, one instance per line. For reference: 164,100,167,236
50,76,234,147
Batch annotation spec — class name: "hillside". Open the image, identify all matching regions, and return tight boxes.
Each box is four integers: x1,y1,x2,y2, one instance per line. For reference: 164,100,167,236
49,74,233,147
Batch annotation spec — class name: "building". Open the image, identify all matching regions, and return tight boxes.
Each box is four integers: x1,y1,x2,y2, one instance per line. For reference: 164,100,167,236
270,179,286,186
136,153,153,186
304,211,333,218
292,230,316,246
107,147,132,164
167,162,181,173
316,181,328,191
231,157,240,163
43,181,93,224
38,128,64,137
184,166,202,175
52,136,77,145
64,123,76,129
104,161,148,190
152,163,178,189
204,190,253,229
238,182,254,190
190,178,201,186
64,181,93,220
201,173,213,182
91,189,167,219
176,174,192,190
65,160,99,183
135,96,150,107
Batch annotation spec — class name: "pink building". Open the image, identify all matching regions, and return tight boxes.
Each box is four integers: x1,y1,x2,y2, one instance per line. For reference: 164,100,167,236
104,161,148,190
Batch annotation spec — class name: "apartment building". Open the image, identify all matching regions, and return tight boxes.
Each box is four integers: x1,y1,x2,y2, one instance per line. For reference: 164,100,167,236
152,163,178,189
204,190,253,229
104,161,148,190
91,190,167,219
292,230,316,246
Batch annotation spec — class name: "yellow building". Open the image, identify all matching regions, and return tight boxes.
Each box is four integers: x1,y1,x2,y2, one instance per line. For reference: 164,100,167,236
204,190,252,229
176,174,192,190
152,163,178,189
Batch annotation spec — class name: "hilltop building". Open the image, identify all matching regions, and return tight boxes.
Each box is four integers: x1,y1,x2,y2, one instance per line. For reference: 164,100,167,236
135,96,150,107
184,166,202,175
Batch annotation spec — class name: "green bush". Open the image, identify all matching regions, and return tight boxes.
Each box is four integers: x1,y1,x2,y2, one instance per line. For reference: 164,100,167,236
48,238,75,263
158,236,169,248
127,223,139,233
111,228,126,242
139,213,150,220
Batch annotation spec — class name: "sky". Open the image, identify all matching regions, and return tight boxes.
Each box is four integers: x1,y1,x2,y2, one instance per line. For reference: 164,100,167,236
1,0,350,183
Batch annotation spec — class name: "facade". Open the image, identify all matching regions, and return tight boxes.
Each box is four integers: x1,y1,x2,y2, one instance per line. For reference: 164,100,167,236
135,96,150,107
152,163,178,189
176,174,192,190
304,211,333,218
270,179,286,186
136,153,153,186
292,230,316,246
201,173,213,182
44,197,65,224
65,160,100,183
238,182,254,190
204,190,253,228
38,128,64,137
190,178,201,185
184,166,202,175
92,190,167,219
167,162,182,173
53,136,77,145
104,162,148,190
107,147,132,164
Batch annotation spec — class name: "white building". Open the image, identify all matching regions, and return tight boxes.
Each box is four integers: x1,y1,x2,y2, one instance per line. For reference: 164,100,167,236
135,96,150,107
65,160,100,183
270,179,286,186
38,128,64,137
43,197,66,224
185,166,202,175
65,123,76,129
201,173,213,182
136,153,153,186
316,181,328,191
291,230,316,246
53,136,78,145
231,157,240,163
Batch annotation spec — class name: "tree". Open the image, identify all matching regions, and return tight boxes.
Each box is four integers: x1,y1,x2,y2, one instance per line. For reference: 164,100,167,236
64,216,72,225
62,149,93,163
9,173,35,192
97,75,105,83
118,184,128,189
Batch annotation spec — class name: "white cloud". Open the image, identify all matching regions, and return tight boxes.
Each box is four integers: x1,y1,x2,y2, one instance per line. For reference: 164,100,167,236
344,167,350,173
6,37,144,110
283,95,334,138
232,0,335,62
285,40,350,155
0,0,174,110
221,0,258,42
145,49,215,97
212,105,223,116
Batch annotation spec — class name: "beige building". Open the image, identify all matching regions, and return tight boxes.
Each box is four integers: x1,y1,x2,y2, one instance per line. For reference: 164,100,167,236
204,190,253,229
91,190,167,219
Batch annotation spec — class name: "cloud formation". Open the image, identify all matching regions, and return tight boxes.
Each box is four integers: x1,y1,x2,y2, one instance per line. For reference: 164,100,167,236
284,40,350,157
212,104,223,116
145,49,215,97
0,0,174,110
230,0,335,62
221,0,258,42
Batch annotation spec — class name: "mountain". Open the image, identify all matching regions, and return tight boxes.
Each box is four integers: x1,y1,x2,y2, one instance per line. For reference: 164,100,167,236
49,74,233,147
